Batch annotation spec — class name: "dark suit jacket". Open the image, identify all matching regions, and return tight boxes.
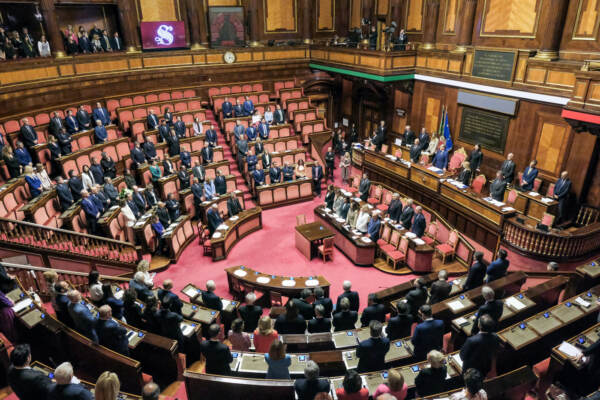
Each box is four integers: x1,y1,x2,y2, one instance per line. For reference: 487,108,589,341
415,366,447,397
7,366,53,400
157,207,171,228
156,308,184,347
269,167,281,183
292,298,314,320
471,300,504,335
501,160,515,183
201,147,213,164
336,290,360,312
20,124,38,148
356,337,390,372
207,208,223,235
360,303,386,327
227,197,242,216
57,183,74,211
307,317,332,333
386,313,413,340
238,304,262,333
429,280,452,305
460,332,500,377
468,150,483,171
294,378,330,400
388,199,403,222
49,117,64,137
332,310,358,331
405,286,427,316
129,279,153,302
400,206,414,229
412,213,426,237
157,289,183,314
411,319,444,360
490,179,506,202
215,176,227,195
68,301,98,342
166,199,180,221
96,318,129,355
48,382,93,400
463,261,487,291
76,110,91,127
200,340,234,375
191,183,203,204
202,291,223,311
130,147,146,166
274,314,306,334
273,109,287,124
358,178,371,199
314,297,333,317
404,130,415,145
486,258,509,282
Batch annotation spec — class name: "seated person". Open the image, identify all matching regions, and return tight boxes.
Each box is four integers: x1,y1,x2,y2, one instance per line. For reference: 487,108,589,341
308,304,332,333
294,361,330,400
415,350,448,397
356,320,390,373
332,297,358,331
265,340,291,380
238,292,262,333
200,324,233,375
274,301,306,334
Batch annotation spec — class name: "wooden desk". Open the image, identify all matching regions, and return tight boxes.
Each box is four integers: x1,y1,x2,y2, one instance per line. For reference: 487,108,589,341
410,163,452,193
256,178,314,209
225,265,330,301
210,208,263,261
313,205,376,266
514,190,559,221
162,215,197,262
295,221,335,260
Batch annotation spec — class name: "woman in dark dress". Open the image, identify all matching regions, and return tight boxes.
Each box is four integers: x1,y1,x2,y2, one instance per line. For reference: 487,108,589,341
415,350,447,397
123,287,143,329
274,301,306,335
100,152,117,179
457,161,472,186
2,146,21,179
0,291,17,342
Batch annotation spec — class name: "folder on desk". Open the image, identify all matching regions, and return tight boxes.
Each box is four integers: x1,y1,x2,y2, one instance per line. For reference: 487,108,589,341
12,298,32,313
506,296,526,311
447,300,465,311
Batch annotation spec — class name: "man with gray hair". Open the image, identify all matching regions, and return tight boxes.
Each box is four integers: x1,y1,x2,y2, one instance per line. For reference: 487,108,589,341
129,271,153,302
471,286,503,335
294,360,330,400
67,290,98,343
202,280,223,311
48,361,93,399
336,280,360,312
399,198,415,229
239,291,262,332
547,262,559,272
142,382,160,400
96,304,129,356
428,269,452,305
308,304,332,333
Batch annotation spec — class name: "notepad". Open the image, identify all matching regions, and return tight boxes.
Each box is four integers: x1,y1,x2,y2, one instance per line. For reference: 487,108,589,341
575,297,591,308
541,197,554,204
180,323,194,336
558,341,582,358
502,206,516,212
454,317,469,327
217,224,228,230
12,298,32,313
183,286,197,298
447,300,465,311
506,296,527,311
221,299,232,309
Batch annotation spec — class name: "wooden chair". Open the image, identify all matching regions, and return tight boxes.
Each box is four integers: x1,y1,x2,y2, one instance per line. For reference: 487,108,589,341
296,214,306,226
448,147,467,171
388,237,409,270
347,175,360,193
435,230,459,264
368,185,383,205
506,189,518,205
471,174,487,194
422,221,437,246
376,224,392,256
377,190,393,212
546,183,555,198
202,228,212,256
318,237,334,262
541,212,555,227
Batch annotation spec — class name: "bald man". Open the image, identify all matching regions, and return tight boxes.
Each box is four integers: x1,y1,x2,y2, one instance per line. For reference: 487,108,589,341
96,305,129,356
158,279,183,314
501,153,515,184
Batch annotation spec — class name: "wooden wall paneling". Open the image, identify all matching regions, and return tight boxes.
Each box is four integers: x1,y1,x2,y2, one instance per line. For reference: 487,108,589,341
264,0,297,32
435,0,459,45
480,0,540,37
376,0,390,16
424,97,441,133
573,0,600,40
405,0,424,32
316,0,335,32
342,79,353,117
564,130,597,202
208,0,240,5
532,117,569,176
55,4,120,35
585,142,600,207
350,0,362,29
138,0,179,20
560,0,600,59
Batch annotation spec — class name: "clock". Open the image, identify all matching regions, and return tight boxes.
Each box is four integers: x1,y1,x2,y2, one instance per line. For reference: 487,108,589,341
223,51,236,64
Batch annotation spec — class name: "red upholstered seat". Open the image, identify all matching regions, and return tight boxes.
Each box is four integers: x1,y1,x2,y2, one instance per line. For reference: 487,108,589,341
435,229,459,264
436,243,454,253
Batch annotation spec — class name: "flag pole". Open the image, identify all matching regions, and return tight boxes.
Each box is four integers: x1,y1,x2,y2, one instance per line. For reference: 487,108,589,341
438,105,445,136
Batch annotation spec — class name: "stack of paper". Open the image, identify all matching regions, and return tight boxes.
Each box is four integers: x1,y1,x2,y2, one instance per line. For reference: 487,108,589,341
541,197,554,204
452,353,463,368
506,296,526,310
528,192,539,196
180,323,194,336
558,341,582,358
454,317,469,327
12,298,32,313
217,224,228,230
447,300,465,311
575,297,591,308
183,287,197,297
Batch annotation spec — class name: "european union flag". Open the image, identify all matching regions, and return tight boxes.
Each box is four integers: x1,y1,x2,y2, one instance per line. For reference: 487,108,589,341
443,111,453,150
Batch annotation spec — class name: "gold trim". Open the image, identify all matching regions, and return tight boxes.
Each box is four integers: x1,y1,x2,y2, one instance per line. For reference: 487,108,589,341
315,0,336,32
533,50,559,61
479,0,542,38
442,0,458,36
405,0,425,33
572,0,600,41
263,0,298,34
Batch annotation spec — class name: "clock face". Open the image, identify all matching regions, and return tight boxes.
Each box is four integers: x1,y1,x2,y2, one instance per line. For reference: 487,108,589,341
223,51,236,64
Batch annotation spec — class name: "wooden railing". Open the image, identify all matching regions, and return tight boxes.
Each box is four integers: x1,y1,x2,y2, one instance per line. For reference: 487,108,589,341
503,217,600,261
1,261,129,301
575,204,600,226
0,217,140,272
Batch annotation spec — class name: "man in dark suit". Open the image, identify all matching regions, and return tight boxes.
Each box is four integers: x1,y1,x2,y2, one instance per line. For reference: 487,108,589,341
242,96,254,116
356,321,390,372
294,361,330,400
166,193,180,221
399,198,415,230
371,125,385,152
312,163,324,196
336,280,360,312
245,124,257,141
411,305,444,361
133,187,148,211
273,104,287,124
192,162,206,182
68,170,84,201
489,171,506,202
486,249,509,283
56,128,72,155
233,99,244,117
418,127,430,150
155,298,186,351
7,344,54,400
130,141,146,169
403,125,415,145
332,297,358,331
291,289,314,320
76,105,92,129
91,185,109,212
387,193,403,222
163,108,173,126
360,293,386,327
54,281,73,327
147,110,159,130
200,141,213,165
237,135,249,171
78,33,91,54
246,149,258,172
93,102,110,126
110,32,123,51
49,111,65,137
428,270,452,305
462,251,487,291
145,184,159,208
308,304,332,333
190,177,204,218
157,279,183,314
358,172,371,202
411,206,426,237
325,147,335,182
214,170,226,195
174,116,186,138
202,280,223,311
313,287,333,317
387,301,413,340
406,277,428,318
127,193,141,219
89,157,104,184
222,97,233,118
129,272,153,302
471,286,504,335
233,121,245,143
520,160,538,191
460,314,500,377
258,118,270,140
156,202,171,228
206,203,223,235
65,110,80,134
19,118,38,156
205,124,218,147
100,29,113,52
227,192,242,217
468,144,483,172
282,162,294,182
96,305,129,356
554,170,572,224
200,324,233,375
94,120,108,143
238,292,262,333
143,139,156,161
166,130,180,157
178,165,190,190
432,144,449,170
410,138,422,163
162,158,175,176
67,290,99,342
269,161,281,184
252,167,266,188
56,177,74,211
81,190,100,235
254,138,265,156
501,153,515,185
158,120,170,142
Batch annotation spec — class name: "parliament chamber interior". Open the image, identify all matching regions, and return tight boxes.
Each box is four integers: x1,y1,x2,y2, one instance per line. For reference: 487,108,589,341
1,0,600,399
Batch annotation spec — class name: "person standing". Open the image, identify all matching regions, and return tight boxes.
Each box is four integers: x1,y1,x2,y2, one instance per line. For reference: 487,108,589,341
340,152,351,185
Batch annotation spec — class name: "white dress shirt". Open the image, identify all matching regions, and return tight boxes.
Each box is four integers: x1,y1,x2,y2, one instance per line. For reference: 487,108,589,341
356,211,370,233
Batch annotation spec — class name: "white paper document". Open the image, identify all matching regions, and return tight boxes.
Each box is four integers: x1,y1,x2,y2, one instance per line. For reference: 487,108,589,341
454,317,468,326
12,298,32,313
505,296,526,310
575,297,591,308
447,300,465,311
558,341,582,358
180,323,194,336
